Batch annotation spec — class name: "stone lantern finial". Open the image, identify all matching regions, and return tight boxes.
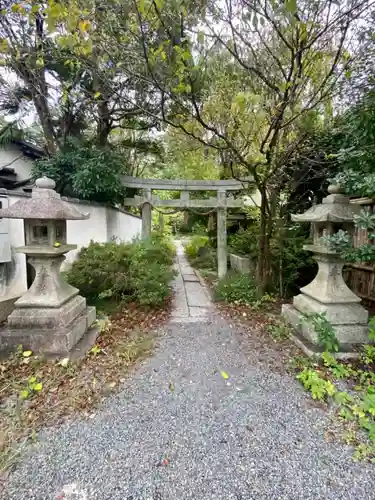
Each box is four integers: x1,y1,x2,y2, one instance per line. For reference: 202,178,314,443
35,176,56,190
282,183,369,358
327,183,341,195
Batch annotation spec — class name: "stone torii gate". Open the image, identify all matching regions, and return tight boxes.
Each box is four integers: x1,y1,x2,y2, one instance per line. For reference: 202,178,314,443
121,176,251,278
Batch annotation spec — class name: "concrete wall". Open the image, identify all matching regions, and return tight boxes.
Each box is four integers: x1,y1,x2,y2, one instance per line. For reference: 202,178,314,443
0,192,141,320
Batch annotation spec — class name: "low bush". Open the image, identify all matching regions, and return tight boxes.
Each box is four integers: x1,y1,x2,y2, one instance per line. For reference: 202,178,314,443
65,241,133,300
184,235,210,258
228,226,259,258
128,235,176,306
213,272,258,305
184,235,217,270
65,235,176,307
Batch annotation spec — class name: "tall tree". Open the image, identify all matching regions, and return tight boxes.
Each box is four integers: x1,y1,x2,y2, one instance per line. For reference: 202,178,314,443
127,0,370,291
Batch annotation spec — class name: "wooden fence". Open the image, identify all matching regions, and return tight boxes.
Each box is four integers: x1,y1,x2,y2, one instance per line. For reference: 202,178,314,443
343,198,375,307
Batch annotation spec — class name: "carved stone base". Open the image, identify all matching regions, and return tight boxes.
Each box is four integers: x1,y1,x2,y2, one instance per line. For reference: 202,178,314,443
282,303,368,358
7,295,87,328
293,294,368,326
0,306,97,355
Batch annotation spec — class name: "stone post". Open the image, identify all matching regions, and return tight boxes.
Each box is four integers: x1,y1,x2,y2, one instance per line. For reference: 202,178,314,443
141,188,152,239
217,190,227,278
158,211,165,234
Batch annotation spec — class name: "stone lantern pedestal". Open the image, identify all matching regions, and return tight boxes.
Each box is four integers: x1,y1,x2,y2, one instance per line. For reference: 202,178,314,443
0,177,97,357
282,185,369,358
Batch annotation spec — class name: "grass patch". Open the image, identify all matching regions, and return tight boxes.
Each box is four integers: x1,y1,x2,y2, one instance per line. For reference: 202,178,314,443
0,303,169,475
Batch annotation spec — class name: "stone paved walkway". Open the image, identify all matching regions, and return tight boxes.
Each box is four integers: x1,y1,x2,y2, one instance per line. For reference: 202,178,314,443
3,242,375,499
171,241,212,323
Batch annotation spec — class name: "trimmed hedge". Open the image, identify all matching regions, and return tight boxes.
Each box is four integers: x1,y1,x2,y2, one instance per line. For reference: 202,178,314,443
65,234,176,307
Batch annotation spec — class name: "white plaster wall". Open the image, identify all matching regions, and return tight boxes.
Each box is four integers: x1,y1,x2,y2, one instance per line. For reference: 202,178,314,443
1,194,27,300
65,204,141,266
64,203,109,266
0,145,33,181
106,208,141,244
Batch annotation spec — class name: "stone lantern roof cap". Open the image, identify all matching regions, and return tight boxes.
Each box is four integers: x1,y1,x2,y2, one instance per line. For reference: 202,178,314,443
0,176,89,220
291,184,360,223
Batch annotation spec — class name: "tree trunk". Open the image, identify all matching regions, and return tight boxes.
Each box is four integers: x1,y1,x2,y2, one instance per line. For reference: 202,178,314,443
96,99,111,146
32,91,57,154
256,188,270,296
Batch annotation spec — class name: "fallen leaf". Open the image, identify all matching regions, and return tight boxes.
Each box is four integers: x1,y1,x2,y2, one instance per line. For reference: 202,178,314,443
59,358,69,367
220,371,230,380
22,350,32,358
169,381,175,392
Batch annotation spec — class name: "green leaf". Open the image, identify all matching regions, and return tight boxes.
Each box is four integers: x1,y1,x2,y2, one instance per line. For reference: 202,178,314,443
36,57,44,68
23,350,33,358
220,370,229,380
154,0,164,10
197,32,205,44
33,382,43,392
285,0,297,13
90,345,102,355
20,389,29,400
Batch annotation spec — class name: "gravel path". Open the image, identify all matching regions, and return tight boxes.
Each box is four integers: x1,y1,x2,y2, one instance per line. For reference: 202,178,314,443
3,244,375,500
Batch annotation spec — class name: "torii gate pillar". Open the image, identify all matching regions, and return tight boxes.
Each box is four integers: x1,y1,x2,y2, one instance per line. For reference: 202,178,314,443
141,188,152,239
217,190,227,278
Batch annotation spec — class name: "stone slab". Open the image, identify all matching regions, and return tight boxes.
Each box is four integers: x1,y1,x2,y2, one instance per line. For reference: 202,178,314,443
282,303,369,349
170,315,211,324
229,253,254,274
0,307,96,356
86,306,96,328
7,295,87,328
290,331,361,360
182,274,199,282
189,306,210,317
0,295,19,322
68,323,100,361
185,282,211,308
293,293,369,325
180,266,195,274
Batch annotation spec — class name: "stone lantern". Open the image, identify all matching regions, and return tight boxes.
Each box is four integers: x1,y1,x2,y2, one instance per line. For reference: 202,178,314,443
282,184,369,358
0,177,97,356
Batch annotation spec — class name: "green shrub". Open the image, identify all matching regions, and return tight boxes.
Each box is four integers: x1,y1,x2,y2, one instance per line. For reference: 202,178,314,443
65,235,176,307
184,235,209,258
191,247,217,270
65,241,133,300
228,227,259,258
128,235,176,306
184,235,217,270
131,233,176,267
213,272,258,304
